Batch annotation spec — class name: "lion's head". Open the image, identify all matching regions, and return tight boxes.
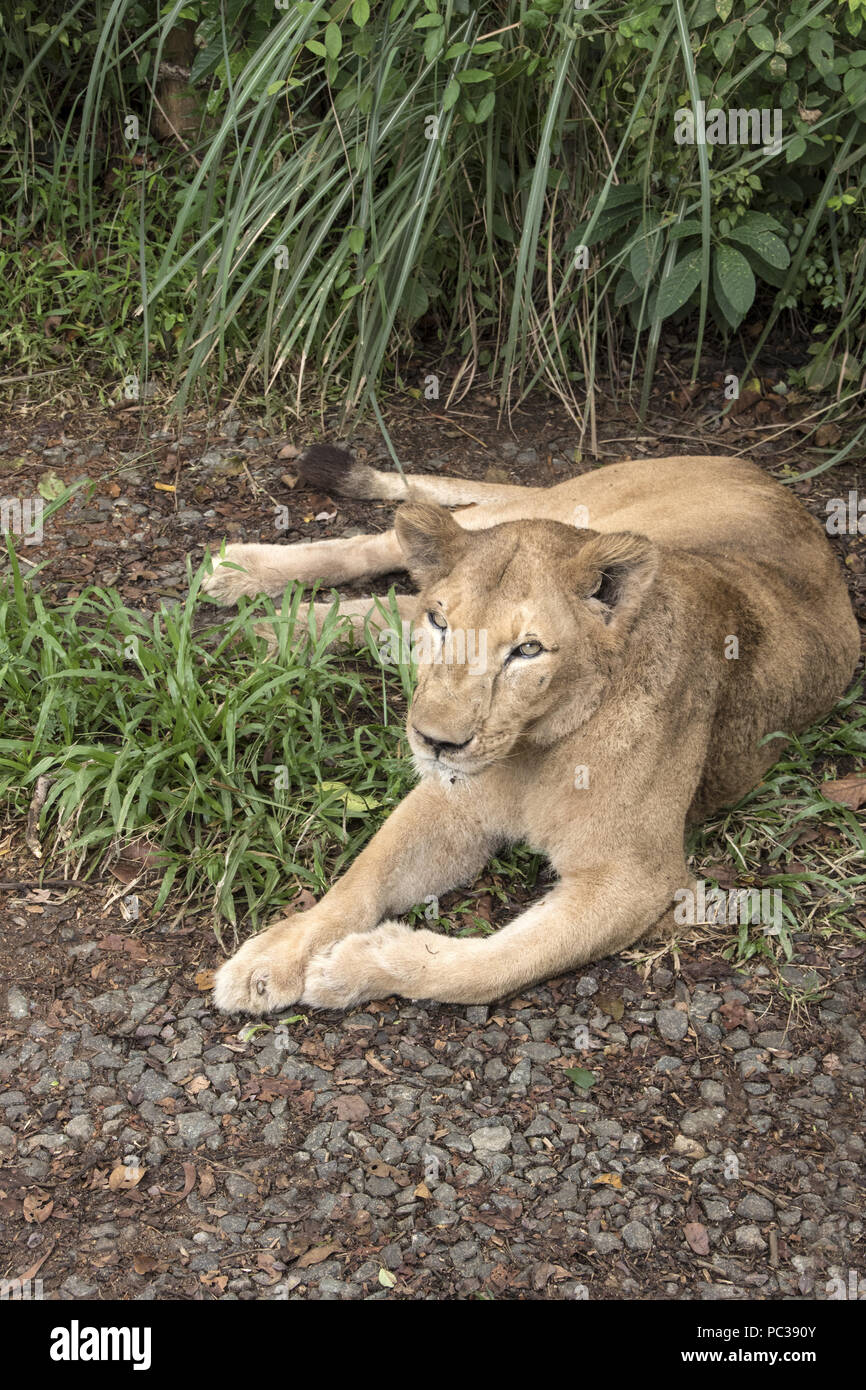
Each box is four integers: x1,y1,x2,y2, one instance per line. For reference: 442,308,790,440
394,502,659,779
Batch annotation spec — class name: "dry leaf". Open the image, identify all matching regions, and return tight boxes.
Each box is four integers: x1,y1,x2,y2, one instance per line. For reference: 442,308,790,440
719,1000,754,1031
596,993,624,1021
186,1075,211,1096
414,1182,432,1199
109,1164,146,1191
178,1163,197,1199
133,1253,158,1275
364,1050,395,1077
194,969,216,991
199,1168,216,1198
822,773,866,810
328,1094,370,1123
366,1160,409,1185
23,1193,54,1224
532,1262,573,1289
684,1222,710,1255
295,1242,342,1268
592,1173,623,1189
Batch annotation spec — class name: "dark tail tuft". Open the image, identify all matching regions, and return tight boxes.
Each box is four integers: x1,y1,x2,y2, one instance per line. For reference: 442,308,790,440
296,443,382,498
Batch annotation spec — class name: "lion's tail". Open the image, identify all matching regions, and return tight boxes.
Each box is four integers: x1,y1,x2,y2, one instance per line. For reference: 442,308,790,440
297,444,408,501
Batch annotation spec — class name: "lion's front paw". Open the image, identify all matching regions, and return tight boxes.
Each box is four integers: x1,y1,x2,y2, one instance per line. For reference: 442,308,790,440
199,545,259,605
213,919,309,1014
301,920,415,1010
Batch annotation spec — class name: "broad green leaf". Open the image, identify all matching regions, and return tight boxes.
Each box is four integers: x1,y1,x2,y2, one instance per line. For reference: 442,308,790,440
324,22,342,59
715,243,756,317
424,27,444,62
629,222,662,286
442,78,460,109
318,780,379,814
565,1067,596,1090
690,0,717,22
615,269,641,307
749,25,775,53
786,134,807,163
844,67,866,104
736,211,787,235
475,91,496,123
668,219,704,239
351,0,370,26
715,0,733,19
807,30,833,73
726,225,790,269
38,472,66,501
654,247,704,322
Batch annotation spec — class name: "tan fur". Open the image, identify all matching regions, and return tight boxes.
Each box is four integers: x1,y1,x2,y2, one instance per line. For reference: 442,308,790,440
201,448,860,1013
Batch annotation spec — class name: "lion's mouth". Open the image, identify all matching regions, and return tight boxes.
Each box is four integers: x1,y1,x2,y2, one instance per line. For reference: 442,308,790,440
409,743,493,783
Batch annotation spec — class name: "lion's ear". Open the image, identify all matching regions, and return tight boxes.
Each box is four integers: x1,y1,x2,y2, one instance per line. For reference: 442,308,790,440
395,503,466,586
576,530,658,627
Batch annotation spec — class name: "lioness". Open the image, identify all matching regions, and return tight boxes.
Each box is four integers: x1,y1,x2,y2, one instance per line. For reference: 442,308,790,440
201,445,859,1014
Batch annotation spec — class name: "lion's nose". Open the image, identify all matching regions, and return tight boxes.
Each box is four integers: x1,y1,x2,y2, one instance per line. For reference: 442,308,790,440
413,726,474,757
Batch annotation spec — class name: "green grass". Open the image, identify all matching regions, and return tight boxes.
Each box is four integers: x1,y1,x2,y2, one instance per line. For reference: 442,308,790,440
0,541,418,934
689,683,866,964
1,535,863,968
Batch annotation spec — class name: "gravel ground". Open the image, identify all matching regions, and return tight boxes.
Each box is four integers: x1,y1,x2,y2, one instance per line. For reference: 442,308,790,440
1,881,864,1301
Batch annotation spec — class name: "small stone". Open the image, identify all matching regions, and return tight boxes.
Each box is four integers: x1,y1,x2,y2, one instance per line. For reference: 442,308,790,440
734,1224,767,1252
65,1115,94,1142
465,1006,488,1025
655,1055,684,1074
701,1198,732,1221
736,1194,774,1220
622,1221,653,1252
673,1134,706,1159
7,988,30,1020
700,1080,726,1104
680,1107,727,1136
590,1231,621,1253
471,1125,511,1155
657,1008,688,1042
175,1112,218,1146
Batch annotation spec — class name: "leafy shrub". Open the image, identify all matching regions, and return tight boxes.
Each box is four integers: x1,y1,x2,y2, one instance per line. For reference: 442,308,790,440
1,0,864,418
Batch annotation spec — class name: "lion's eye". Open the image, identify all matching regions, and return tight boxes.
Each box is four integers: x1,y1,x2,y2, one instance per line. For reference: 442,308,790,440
513,640,543,659
427,610,447,631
